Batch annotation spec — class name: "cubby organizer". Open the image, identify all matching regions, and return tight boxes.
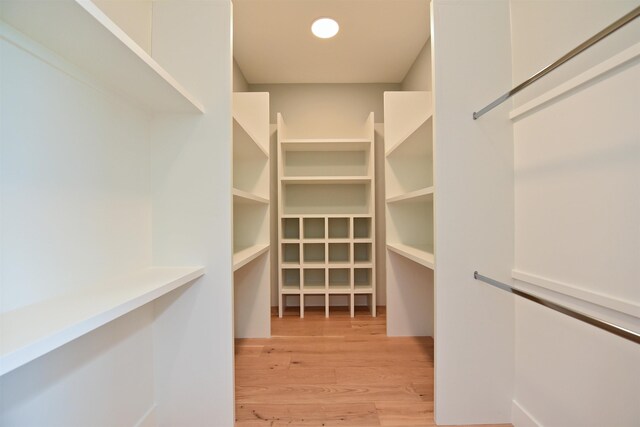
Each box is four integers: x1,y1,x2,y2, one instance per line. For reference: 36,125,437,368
277,113,376,318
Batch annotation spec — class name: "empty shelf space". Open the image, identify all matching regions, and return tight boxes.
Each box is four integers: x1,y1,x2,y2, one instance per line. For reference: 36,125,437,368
303,269,326,292
354,243,373,263
232,188,269,204
327,217,350,239
281,269,301,292
354,268,374,291
387,242,434,270
386,186,434,203
303,218,326,239
281,218,301,240
0,266,204,376
282,150,369,178
281,243,301,265
328,243,350,263
233,244,270,271
1,1,203,113
328,268,351,291
283,184,371,215
353,217,372,239
303,243,325,264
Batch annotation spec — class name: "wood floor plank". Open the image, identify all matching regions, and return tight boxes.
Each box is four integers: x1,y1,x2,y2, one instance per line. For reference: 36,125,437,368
375,401,435,426
235,345,264,357
335,367,433,385
236,403,380,426
235,354,291,371
236,368,337,386
236,384,423,404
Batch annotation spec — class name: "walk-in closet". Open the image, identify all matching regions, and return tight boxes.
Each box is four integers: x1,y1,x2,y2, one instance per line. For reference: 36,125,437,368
1,1,638,426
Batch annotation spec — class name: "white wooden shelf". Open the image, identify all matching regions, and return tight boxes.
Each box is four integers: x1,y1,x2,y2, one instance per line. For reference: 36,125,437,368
1,1,204,113
386,186,434,204
0,266,204,377
232,188,269,205
234,118,269,158
387,242,434,270
385,113,433,157
281,176,371,184
233,243,270,272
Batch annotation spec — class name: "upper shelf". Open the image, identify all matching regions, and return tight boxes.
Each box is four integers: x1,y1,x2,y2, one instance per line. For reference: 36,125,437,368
1,0,204,113
0,266,204,377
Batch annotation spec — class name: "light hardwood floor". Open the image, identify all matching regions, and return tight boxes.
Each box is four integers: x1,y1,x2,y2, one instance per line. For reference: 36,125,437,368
235,307,511,427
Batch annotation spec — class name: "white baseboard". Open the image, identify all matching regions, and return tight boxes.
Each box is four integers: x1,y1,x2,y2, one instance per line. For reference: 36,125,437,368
134,404,157,427
512,400,542,427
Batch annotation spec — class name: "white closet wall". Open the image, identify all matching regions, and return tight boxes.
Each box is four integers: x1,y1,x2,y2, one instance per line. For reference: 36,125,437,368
509,2,640,426
0,1,234,425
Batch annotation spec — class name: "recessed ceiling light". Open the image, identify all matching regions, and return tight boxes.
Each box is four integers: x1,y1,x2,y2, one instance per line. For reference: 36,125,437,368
311,18,339,39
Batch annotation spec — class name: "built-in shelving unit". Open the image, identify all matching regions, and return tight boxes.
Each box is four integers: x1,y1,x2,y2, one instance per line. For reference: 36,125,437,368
0,0,204,113
0,267,204,377
278,113,376,318
385,91,435,337
384,91,434,267
233,92,271,338
2,1,234,424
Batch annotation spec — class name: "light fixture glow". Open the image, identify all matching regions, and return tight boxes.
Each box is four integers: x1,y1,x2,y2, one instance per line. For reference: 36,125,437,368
311,18,339,39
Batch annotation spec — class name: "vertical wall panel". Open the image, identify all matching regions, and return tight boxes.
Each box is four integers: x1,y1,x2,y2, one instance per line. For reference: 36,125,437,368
432,0,514,423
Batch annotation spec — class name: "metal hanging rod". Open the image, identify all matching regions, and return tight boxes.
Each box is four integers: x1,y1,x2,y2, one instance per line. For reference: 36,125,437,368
472,5,640,120
473,271,640,345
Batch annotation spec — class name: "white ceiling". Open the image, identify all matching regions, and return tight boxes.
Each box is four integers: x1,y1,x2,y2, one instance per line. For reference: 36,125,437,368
233,0,430,84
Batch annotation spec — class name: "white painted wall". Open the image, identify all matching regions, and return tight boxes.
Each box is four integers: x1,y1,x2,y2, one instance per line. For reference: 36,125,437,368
0,21,153,427
250,83,399,307
150,1,234,425
431,0,514,424
401,40,432,91
510,2,640,426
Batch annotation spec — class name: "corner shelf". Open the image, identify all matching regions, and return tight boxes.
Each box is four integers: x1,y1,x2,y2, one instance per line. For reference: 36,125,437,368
0,266,204,377
386,186,434,204
1,1,204,113
233,244,270,272
232,188,269,205
385,113,433,157
387,242,434,270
